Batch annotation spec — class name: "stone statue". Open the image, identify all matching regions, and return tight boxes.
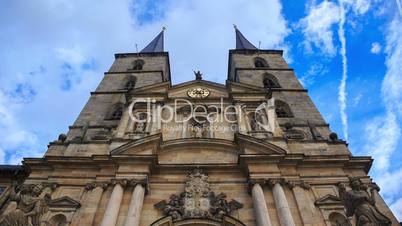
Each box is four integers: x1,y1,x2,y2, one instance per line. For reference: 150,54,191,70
191,124,204,138
135,121,146,132
249,115,257,131
338,178,391,226
194,70,202,80
0,183,50,226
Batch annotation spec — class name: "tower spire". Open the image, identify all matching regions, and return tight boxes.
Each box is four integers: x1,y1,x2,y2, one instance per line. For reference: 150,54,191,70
140,28,165,53
233,25,257,50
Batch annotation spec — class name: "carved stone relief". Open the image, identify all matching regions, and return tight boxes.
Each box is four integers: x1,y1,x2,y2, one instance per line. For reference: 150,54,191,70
154,169,243,221
0,183,51,226
283,123,305,140
338,178,391,226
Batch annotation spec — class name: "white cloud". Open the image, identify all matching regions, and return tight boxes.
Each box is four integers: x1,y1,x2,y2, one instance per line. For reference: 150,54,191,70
352,93,362,106
382,17,402,116
0,0,290,164
299,1,341,56
364,113,400,171
363,15,402,220
396,0,402,17
371,42,382,54
0,91,40,164
378,169,402,202
299,0,373,140
390,197,402,221
346,0,371,14
55,46,86,66
299,63,329,87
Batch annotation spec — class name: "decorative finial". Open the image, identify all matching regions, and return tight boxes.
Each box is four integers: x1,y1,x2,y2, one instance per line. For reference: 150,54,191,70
194,70,202,80
233,24,237,29
162,26,166,31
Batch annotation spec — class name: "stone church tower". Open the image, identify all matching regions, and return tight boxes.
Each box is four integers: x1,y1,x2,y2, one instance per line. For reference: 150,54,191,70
0,28,399,226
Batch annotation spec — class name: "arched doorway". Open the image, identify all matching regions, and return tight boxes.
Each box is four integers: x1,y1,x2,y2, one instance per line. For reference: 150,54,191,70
150,216,246,226
328,212,351,226
48,214,67,226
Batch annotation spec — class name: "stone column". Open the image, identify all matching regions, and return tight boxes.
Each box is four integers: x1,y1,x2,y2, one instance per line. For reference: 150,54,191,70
292,182,314,226
182,113,189,138
73,182,108,226
123,181,146,226
100,180,126,226
251,182,272,226
149,103,159,134
208,114,215,138
271,181,296,226
153,103,162,132
236,103,247,134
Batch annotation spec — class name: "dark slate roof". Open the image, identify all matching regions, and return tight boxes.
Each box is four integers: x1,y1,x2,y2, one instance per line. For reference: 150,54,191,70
0,165,23,171
140,30,164,53
0,165,29,178
235,28,257,50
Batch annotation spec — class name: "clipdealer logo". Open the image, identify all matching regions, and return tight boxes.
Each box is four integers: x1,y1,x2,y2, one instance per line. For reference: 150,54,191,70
128,98,272,132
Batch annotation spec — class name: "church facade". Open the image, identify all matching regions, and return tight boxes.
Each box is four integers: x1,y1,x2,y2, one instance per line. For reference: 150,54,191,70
0,28,399,226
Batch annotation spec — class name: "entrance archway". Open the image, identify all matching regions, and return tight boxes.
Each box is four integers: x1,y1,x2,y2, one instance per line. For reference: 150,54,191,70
150,216,246,226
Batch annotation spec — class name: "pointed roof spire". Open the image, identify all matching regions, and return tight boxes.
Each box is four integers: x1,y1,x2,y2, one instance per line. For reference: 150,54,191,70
234,25,257,50
140,27,165,53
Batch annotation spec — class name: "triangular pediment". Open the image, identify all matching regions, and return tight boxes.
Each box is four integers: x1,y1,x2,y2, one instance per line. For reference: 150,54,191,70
235,133,287,155
130,81,170,95
49,196,81,209
110,133,161,156
314,194,342,206
168,80,228,99
158,138,239,164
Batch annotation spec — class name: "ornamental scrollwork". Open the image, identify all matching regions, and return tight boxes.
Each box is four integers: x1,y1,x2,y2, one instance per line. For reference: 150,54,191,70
154,169,243,221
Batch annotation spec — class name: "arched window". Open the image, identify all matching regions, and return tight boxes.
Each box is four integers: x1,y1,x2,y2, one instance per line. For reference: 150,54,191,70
275,100,293,118
132,59,145,70
254,57,269,68
248,111,268,131
125,76,137,90
329,212,351,226
107,103,124,120
49,214,67,226
263,73,281,88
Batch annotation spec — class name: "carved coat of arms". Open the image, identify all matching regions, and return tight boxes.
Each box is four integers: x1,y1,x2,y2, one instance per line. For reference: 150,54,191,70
154,169,243,221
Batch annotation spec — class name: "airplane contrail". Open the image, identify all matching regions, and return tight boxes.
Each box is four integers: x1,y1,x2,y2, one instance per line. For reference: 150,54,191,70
396,0,402,17
338,0,348,139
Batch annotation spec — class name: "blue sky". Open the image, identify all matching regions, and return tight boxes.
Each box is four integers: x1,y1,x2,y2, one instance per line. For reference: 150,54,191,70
1,0,402,219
